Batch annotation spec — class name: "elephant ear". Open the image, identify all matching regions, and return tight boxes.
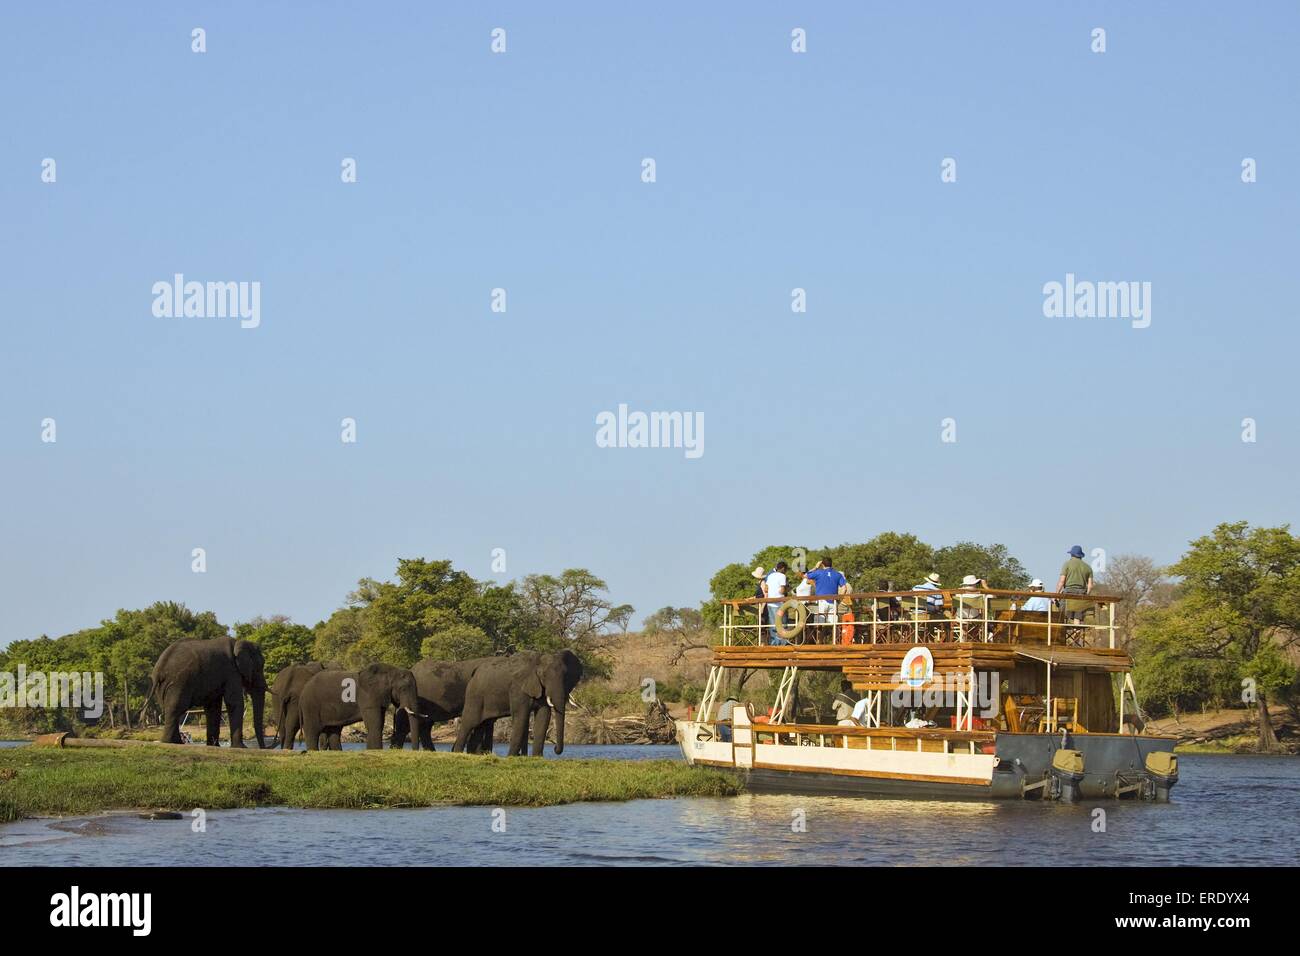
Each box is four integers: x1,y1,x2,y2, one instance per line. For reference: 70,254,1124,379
522,665,544,700
233,640,257,684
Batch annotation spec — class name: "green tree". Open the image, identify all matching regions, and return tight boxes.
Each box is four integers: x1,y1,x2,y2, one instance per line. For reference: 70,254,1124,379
235,616,316,676
1134,522,1300,749
932,541,1030,590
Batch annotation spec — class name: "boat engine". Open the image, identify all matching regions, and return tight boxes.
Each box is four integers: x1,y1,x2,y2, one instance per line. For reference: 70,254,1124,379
1050,749,1086,802
1144,751,1178,803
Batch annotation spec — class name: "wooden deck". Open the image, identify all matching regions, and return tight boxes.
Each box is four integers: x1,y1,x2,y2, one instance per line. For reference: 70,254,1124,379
712,643,1132,682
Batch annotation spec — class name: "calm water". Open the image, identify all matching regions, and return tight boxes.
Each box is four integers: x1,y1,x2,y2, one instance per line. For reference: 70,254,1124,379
2,748,1296,866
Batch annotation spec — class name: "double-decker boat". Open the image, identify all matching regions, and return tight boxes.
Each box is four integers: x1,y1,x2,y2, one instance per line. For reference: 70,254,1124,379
677,587,1179,801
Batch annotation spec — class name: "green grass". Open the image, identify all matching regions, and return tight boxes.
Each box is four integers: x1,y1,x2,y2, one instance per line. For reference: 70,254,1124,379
0,745,740,819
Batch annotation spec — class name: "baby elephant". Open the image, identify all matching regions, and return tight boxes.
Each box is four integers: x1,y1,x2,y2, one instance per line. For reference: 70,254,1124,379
299,663,423,751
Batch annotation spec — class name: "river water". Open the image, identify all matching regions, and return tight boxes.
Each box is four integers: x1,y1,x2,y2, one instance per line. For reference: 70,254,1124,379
1,746,1296,866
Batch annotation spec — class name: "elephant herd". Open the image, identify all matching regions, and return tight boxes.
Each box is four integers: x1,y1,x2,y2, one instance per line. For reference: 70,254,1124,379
145,637,584,757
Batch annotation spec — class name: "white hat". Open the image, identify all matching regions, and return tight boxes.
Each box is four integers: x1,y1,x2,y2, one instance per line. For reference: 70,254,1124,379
961,574,981,587
925,572,941,584
1030,578,1044,589
751,566,766,579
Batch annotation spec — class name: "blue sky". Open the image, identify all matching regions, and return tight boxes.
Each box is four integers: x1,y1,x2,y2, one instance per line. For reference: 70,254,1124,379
2,2,1297,645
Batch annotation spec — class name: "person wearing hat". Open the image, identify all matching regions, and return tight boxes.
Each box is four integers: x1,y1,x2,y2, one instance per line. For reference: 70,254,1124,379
1021,579,1052,612
911,572,945,615
956,574,988,620
1056,546,1094,623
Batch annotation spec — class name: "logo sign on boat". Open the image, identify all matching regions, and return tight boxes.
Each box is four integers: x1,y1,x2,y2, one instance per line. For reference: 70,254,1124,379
900,647,934,688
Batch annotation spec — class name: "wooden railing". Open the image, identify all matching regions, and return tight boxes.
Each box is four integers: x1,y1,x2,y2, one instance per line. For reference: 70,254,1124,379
722,588,1118,649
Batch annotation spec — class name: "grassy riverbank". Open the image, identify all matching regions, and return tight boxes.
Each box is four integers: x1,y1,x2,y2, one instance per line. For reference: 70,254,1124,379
0,745,739,823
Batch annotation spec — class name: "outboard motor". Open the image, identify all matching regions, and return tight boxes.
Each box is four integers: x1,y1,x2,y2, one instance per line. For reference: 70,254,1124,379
1050,749,1086,803
1145,751,1178,803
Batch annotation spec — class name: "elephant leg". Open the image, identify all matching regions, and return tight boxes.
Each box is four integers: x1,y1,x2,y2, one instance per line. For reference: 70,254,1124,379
302,716,322,751
363,707,385,749
281,704,302,750
453,704,482,753
418,719,436,752
391,707,409,749
468,720,489,754
531,705,551,757
204,701,222,746
160,697,184,745
407,713,422,751
225,684,246,748
327,731,342,750
506,702,531,757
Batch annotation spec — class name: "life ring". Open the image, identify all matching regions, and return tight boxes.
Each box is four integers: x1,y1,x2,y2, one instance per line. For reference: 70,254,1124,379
774,599,807,640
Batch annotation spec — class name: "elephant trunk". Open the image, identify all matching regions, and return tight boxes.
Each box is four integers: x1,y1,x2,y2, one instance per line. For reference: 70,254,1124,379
546,680,567,755
251,689,266,749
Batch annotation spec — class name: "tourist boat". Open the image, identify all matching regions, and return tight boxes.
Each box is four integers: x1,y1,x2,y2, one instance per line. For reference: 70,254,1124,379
677,587,1179,801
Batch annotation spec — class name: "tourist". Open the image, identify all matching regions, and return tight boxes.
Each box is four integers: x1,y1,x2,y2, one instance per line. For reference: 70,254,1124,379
751,566,767,642
806,556,849,639
912,572,945,615
1056,546,1094,622
957,574,987,619
717,695,738,742
763,561,790,645
1021,579,1051,612
832,680,857,724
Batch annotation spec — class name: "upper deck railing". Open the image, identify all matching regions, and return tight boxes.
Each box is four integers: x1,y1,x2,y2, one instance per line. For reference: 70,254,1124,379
721,588,1119,649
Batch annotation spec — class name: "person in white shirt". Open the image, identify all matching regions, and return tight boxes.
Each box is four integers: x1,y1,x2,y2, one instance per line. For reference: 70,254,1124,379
1021,579,1051,612
763,561,789,645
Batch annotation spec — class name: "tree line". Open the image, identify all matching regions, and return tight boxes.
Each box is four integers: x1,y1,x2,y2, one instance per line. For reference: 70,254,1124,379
0,561,631,734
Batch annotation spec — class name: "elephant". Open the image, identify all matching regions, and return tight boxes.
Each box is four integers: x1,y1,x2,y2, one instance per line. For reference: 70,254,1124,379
298,663,423,751
148,637,268,748
454,649,583,756
390,657,499,752
270,661,340,749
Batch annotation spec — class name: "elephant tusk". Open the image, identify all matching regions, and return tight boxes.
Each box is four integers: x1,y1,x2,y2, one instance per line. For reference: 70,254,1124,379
546,695,555,708
568,694,578,708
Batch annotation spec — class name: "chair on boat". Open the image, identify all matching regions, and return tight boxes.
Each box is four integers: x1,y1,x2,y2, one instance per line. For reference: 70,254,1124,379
1038,697,1086,733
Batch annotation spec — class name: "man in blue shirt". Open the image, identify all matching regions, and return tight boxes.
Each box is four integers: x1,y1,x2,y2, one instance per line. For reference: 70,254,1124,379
805,557,849,639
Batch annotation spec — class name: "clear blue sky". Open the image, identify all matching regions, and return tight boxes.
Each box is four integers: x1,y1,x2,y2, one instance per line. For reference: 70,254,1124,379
2,2,1297,645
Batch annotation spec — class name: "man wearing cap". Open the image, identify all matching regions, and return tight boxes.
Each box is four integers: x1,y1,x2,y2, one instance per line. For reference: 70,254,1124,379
1021,579,1051,612
1056,546,1094,623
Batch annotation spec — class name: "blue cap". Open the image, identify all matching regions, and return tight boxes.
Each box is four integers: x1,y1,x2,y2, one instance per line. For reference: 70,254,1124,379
1069,545,1085,558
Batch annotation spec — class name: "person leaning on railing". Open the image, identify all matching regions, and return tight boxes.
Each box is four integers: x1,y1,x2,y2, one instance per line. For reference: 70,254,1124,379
804,556,849,638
